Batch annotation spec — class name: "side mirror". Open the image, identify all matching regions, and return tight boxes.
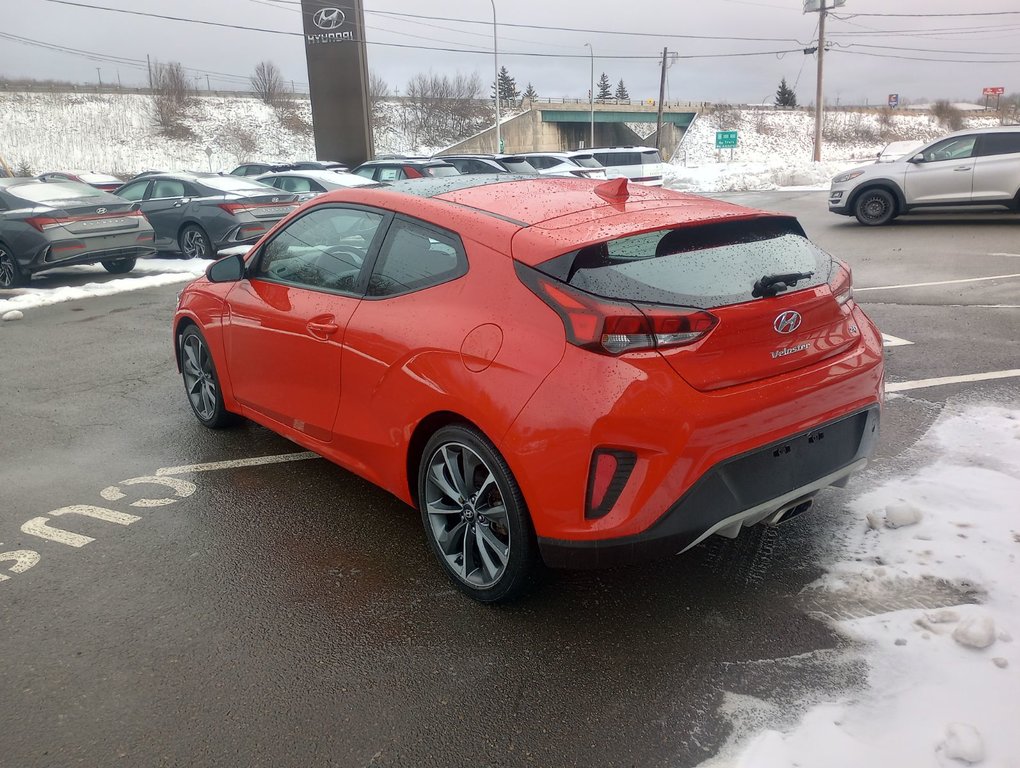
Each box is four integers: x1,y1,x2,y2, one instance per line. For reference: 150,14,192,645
206,253,245,283
908,153,924,164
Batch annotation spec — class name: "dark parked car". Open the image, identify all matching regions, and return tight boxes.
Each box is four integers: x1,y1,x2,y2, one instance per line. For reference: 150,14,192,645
37,171,124,193
352,158,460,182
439,154,539,175
113,173,299,259
0,178,156,288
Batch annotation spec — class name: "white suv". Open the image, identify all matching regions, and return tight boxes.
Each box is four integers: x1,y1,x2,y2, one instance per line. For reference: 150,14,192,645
567,147,664,187
829,126,1020,226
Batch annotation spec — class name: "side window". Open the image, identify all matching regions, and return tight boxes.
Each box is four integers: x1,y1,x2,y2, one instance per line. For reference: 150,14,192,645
368,218,467,298
353,167,375,179
376,167,402,182
256,206,383,294
117,181,149,202
921,136,977,163
279,176,314,193
978,133,1020,157
152,180,185,198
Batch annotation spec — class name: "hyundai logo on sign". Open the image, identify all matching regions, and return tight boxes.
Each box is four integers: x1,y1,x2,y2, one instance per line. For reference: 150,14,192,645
313,7,345,30
773,311,802,334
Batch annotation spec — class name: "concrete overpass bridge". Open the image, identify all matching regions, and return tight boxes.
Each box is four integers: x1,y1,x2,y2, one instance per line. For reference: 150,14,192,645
441,99,701,159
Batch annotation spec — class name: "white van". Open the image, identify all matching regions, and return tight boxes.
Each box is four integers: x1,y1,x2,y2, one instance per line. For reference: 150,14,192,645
568,146,664,187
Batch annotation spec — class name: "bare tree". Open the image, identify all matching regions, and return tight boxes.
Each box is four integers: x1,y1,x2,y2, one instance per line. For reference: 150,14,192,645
251,61,285,106
150,60,195,138
400,71,490,148
219,124,259,164
369,71,392,131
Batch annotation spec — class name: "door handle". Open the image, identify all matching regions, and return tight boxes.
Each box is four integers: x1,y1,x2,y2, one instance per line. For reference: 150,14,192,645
306,321,339,338
954,166,972,171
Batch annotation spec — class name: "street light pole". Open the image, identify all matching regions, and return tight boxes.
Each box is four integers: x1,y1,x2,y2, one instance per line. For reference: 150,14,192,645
813,1,827,162
584,43,594,148
490,1,501,154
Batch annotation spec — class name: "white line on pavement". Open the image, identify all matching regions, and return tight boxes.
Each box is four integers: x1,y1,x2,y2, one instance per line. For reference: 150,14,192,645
886,369,1020,393
855,273,1020,292
156,452,320,476
882,334,914,347
989,253,1020,258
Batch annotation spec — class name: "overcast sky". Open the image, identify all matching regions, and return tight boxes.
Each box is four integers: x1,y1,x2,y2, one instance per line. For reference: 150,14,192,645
2,0,1017,105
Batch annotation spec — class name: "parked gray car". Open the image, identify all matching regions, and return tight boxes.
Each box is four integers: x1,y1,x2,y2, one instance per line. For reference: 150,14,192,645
0,178,157,288
113,173,300,259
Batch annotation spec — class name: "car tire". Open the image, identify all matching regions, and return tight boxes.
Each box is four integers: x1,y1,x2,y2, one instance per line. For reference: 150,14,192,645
853,188,897,226
101,257,137,274
178,224,213,260
0,244,28,289
418,425,542,604
179,325,237,429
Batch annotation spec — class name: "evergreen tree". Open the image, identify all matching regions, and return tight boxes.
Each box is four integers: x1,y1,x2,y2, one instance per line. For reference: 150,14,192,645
491,65,520,105
523,82,538,101
775,77,797,107
596,72,613,102
614,79,630,101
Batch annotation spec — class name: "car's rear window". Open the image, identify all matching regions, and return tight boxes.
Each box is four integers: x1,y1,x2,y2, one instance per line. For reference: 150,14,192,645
7,182,102,205
571,155,603,168
202,176,272,192
423,165,460,177
536,218,832,310
499,159,537,173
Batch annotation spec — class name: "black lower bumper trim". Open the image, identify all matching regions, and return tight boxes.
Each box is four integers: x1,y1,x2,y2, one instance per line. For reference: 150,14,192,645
538,406,880,569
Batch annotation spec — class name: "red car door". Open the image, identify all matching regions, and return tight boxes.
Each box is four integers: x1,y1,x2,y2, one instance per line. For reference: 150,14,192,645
223,205,388,442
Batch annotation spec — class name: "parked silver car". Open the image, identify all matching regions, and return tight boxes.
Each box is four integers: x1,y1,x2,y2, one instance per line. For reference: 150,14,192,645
0,178,156,288
829,126,1020,225
113,173,300,258
518,152,607,179
254,169,376,201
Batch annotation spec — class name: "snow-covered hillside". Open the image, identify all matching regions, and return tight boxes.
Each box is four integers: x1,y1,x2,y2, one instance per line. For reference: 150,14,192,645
669,107,1003,193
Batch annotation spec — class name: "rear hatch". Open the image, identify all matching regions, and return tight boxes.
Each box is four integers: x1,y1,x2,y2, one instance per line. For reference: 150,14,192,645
9,182,146,237
519,216,858,391
201,176,300,219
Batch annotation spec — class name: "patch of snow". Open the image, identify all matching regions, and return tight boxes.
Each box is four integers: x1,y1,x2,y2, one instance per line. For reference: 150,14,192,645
884,501,924,529
0,258,207,315
700,404,1020,768
2,309,24,321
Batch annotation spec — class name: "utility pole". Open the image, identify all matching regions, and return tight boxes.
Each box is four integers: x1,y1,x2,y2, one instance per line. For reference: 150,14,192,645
146,54,152,90
490,0,501,154
584,43,594,148
96,68,103,88
813,2,827,162
655,47,668,150
207,75,212,91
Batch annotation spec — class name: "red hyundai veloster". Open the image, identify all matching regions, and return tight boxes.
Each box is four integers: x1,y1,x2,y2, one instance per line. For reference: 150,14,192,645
174,176,883,602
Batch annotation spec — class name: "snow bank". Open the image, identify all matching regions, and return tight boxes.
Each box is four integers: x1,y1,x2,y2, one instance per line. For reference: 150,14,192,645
702,405,1020,767
0,258,207,315
669,107,1001,193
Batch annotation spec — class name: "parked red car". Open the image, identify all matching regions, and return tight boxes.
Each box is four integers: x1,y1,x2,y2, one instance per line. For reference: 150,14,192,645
173,176,883,602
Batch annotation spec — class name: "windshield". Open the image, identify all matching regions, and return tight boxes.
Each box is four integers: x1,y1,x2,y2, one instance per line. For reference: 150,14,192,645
201,176,273,192
499,159,538,173
7,181,104,205
571,156,602,168
536,218,832,310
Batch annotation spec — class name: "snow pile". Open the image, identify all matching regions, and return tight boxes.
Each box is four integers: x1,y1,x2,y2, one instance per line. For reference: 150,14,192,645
702,404,1020,767
670,107,1002,193
0,258,207,315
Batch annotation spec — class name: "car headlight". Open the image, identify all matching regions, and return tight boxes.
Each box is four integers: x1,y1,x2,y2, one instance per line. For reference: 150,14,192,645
832,170,865,184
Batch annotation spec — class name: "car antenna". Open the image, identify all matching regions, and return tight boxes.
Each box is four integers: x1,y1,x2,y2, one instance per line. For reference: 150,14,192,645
593,177,629,202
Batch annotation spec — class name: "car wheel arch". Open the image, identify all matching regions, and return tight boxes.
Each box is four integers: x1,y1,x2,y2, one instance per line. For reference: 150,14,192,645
849,181,906,213
173,317,199,372
406,411,496,508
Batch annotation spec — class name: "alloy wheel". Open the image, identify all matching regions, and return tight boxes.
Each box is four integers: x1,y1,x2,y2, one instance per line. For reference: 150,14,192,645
182,229,209,259
0,250,16,288
424,442,511,588
181,333,217,420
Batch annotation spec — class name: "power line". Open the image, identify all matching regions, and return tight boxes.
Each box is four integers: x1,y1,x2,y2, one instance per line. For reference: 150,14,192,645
835,49,1020,64
843,42,1020,56
836,10,1020,17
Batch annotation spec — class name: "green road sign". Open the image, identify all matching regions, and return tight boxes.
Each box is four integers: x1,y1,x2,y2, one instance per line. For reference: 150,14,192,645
716,130,738,149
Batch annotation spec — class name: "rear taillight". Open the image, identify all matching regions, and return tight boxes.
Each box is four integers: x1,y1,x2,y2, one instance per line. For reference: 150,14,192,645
26,209,143,231
586,449,636,519
515,261,717,355
218,202,297,216
829,261,854,307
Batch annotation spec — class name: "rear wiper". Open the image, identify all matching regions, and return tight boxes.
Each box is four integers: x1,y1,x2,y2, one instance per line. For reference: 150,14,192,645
752,271,814,298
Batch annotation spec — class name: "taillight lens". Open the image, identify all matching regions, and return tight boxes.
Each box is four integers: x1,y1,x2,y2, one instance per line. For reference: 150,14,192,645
515,261,717,355
26,209,143,232
829,261,854,307
218,202,298,216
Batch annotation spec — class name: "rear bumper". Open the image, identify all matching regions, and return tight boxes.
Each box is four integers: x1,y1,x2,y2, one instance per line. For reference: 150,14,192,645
27,244,157,272
538,405,880,568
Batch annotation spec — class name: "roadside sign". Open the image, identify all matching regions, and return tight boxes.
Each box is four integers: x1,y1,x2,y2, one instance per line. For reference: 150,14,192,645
983,87,1005,96
888,93,899,108
803,0,845,12
716,130,738,149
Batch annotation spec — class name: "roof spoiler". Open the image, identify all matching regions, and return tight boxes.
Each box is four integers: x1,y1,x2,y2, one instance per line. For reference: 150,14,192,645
593,177,629,202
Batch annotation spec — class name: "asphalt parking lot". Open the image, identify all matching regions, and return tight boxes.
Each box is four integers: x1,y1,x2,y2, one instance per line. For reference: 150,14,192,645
1,191,1017,767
